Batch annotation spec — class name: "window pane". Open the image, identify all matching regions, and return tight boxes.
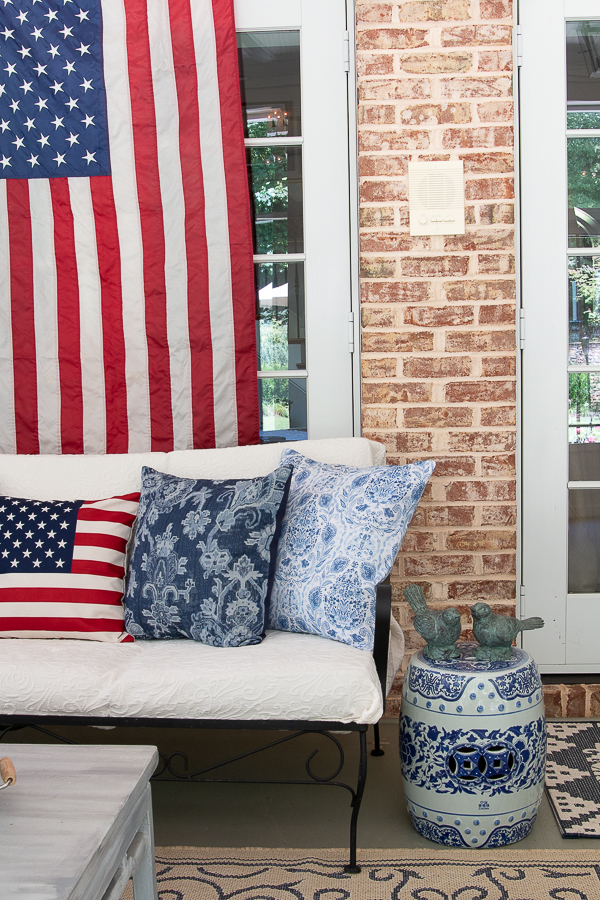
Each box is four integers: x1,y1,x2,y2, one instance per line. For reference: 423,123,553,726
259,377,307,442
569,257,600,362
247,146,303,254
569,373,600,480
569,489,600,592
237,31,301,138
567,22,600,105
568,138,600,248
256,262,305,372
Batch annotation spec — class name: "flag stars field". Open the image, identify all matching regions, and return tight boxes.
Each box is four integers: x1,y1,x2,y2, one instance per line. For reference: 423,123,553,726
0,0,107,177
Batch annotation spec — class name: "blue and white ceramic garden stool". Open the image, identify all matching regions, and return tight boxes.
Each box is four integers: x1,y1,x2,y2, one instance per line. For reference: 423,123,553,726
400,641,546,848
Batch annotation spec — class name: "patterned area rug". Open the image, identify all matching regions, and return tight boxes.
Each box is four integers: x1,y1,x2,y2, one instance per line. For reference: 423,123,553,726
123,847,600,899
546,721,600,837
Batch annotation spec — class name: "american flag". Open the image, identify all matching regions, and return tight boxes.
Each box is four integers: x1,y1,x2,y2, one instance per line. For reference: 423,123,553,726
0,0,258,455
0,492,138,640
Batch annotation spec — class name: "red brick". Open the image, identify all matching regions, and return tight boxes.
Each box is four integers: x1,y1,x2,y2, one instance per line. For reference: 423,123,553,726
481,505,517,526
479,50,512,73
404,407,473,428
360,257,397,278
479,203,514,224
358,28,430,50
461,153,514,174
404,554,476,576
359,156,408,177
448,580,516,601
362,281,431,304
466,177,514,200
403,356,471,377
362,430,403,455
360,181,408,203
362,357,397,378
445,330,515,352
421,505,475,526
482,553,516,574
356,2,394,22
478,254,515,274
363,381,432,403
448,431,516,452
361,307,397,328
402,531,438,552
390,431,434,453
441,25,512,46
444,228,513,251
399,52,473,74
361,233,429,253
440,76,512,99
478,304,516,325
398,0,471,20
481,356,516,376
357,53,395,77
359,130,430,152
566,685,586,717
358,105,396,125
481,406,516,426
359,207,395,227
543,686,564,718
445,480,515,501
362,331,434,352
589,687,600,717
362,407,398,429
360,79,433,101
480,0,512,17
402,257,470,278
426,456,476,476
478,100,513,122
440,102,472,124
444,127,513,149
398,103,442,125
443,280,515,302
445,380,515,403
406,306,475,328
447,530,516,551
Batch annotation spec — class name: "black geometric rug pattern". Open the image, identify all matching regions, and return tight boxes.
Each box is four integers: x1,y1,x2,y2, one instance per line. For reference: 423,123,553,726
546,721,600,837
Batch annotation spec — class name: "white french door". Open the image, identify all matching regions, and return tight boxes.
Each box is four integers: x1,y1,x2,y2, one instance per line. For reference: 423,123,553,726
233,0,358,442
521,0,600,670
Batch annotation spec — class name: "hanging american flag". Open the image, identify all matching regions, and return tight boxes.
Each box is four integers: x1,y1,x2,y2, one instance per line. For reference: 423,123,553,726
0,0,258,454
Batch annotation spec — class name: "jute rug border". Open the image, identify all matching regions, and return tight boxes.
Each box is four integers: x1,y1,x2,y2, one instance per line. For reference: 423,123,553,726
156,845,600,863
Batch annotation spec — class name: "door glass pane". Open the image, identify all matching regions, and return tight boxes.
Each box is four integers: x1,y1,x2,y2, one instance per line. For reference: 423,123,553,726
569,373,600,477
259,377,307,442
237,32,301,138
247,146,303,254
567,22,600,105
568,256,600,362
256,262,305,372
569,489,600,592
568,138,600,248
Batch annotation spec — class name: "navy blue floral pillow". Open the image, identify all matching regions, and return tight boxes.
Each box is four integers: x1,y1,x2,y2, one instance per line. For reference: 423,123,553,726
124,465,293,646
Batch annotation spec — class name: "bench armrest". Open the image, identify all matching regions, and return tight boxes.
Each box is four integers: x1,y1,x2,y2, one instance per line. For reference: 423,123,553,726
372,577,392,703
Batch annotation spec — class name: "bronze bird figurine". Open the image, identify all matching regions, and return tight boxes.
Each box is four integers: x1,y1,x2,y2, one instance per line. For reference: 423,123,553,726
404,584,462,661
471,601,544,661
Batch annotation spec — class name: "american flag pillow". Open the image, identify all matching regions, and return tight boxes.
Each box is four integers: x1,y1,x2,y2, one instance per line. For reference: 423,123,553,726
0,493,139,642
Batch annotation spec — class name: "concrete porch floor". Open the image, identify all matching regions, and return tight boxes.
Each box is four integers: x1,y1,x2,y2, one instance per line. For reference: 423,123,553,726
0,720,593,851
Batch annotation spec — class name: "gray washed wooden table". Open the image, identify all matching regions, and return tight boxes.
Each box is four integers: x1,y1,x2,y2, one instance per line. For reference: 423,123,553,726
0,744,159,900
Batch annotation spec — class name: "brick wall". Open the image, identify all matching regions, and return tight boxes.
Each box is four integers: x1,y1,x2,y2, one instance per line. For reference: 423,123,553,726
355,0,517,715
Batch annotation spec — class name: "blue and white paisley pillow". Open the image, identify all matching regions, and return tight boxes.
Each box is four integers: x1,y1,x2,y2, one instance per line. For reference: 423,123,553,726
268,450,435,651
124,465,292,646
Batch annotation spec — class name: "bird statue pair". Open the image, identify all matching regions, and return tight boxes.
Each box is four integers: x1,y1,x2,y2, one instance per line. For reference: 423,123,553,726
403,584,544,662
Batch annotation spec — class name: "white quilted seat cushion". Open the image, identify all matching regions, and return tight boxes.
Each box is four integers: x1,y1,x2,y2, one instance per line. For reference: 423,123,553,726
0,620,404,725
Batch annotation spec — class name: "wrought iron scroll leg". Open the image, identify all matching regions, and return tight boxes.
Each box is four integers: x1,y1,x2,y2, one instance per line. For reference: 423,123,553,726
371,722,384,757
344,728,367,874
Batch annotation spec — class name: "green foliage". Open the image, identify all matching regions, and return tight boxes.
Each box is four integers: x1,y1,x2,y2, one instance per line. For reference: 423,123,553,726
568,137,600,209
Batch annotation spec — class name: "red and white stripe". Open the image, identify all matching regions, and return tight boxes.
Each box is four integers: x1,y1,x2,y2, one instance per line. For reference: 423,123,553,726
0,493,139,642
0,0,258,455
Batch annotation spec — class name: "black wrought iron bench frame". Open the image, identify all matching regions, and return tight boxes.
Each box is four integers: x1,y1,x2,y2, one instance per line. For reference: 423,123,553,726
0,581,392,873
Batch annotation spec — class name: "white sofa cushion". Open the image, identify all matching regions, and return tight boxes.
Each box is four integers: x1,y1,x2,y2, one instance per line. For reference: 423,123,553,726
0,619,404,725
